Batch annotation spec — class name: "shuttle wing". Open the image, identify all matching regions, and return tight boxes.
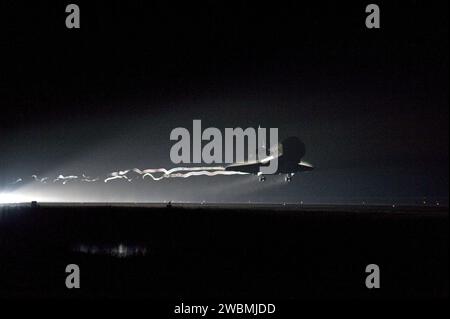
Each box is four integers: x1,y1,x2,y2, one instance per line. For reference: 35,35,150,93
298,161,314,171
225,161,263,174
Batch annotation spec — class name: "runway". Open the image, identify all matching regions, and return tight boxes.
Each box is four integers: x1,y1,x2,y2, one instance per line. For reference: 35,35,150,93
0,203,447,299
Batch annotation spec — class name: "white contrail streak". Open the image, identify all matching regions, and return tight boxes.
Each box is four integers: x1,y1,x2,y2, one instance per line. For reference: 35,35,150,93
53,175,79,184
168,170,249,178
32,175,49,183
137,166,247,180
142,173,165,181
10,178,23,185
104,170,133,183
133,166,225,175
105,175,132,183
81,174,99,183
15,165,248,185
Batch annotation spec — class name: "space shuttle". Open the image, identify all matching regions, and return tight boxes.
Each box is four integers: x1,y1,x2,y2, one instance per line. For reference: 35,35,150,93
225,136,314,182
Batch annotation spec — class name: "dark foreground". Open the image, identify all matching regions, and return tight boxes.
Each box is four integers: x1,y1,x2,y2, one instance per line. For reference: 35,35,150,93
0,204,448,300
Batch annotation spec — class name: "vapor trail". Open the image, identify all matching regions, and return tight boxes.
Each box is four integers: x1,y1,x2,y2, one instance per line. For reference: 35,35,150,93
54,175,79,184
167,171,249,178
105,175,132,183
81,174,99,183
13,165,248,185
32,175,48,183
137,166,247,180
10,178,23,185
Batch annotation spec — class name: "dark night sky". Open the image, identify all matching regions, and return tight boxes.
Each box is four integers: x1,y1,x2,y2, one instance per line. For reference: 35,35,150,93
0,1,448,204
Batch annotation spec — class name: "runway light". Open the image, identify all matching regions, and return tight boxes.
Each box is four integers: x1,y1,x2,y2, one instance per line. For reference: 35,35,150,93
0,193,29,204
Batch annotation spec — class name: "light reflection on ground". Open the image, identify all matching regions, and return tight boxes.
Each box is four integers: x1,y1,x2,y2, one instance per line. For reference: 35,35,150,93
74,243,148,258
